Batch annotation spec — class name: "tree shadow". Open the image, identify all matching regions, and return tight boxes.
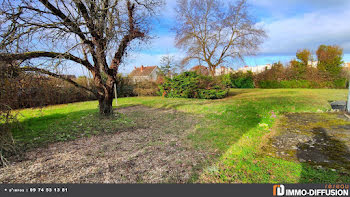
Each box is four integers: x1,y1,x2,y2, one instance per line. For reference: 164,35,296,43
12,108,104,149
227,89,252,97
297,126,350,183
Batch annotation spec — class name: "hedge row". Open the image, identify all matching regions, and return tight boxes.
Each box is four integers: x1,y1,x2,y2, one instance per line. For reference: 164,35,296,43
258,79,348,89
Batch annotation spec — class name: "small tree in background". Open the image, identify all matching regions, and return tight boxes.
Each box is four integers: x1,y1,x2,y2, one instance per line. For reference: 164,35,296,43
290,49,313,79
159,54,185,77
296,49,313,66
266,61,285,81
316,45,344,78
159,55,176,77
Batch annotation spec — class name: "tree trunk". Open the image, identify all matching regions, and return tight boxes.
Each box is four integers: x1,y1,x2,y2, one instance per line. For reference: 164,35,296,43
98,94,113,116
209,66,216,77
91,69,115,116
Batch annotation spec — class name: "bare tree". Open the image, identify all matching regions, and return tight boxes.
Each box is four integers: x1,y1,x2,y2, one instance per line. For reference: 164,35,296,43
0,0,162,115
174,0,266,76
159,54,183,76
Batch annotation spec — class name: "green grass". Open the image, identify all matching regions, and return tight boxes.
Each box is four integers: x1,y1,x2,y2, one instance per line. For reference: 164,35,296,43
10,88,350,183
13,101,135,149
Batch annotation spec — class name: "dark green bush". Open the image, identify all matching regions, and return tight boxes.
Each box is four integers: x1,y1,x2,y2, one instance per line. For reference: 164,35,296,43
333,78,347,89
258,80,281,88
159,71,228,99
220,74,232,88
279,80,311,88
233,77,254,88
225,71,255,88
198,89,228,99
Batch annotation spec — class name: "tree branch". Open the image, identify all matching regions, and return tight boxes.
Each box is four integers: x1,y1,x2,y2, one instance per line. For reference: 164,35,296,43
38,0,93,46
0,51,94,71
73,0,100,41
20,66,96,95
110,1,145,70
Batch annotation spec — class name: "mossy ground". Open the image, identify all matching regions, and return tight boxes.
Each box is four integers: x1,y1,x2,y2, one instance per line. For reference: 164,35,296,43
261,112,350,182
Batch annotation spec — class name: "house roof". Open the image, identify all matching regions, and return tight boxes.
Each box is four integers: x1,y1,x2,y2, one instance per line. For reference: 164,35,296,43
190,65,208,71
190,65,209,75
129,66,157,77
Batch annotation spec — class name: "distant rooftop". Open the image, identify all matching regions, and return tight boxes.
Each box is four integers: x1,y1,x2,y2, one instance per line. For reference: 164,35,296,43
129,65,157,77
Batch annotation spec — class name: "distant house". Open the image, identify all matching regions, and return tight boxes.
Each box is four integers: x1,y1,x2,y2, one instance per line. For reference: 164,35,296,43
129,65,159,83
190,65,209,76
238,64,272,73
214,66,235,76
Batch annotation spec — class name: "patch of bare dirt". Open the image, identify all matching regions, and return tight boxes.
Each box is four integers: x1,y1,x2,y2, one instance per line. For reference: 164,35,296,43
0,106,209,183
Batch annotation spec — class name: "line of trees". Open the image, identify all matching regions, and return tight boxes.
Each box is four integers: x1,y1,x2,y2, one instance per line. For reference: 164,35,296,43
254,45,348,88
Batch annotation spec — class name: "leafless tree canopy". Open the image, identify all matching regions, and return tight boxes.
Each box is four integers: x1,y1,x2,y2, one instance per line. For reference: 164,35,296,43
159,54,184,76
0,0,162,115
174,0,266,76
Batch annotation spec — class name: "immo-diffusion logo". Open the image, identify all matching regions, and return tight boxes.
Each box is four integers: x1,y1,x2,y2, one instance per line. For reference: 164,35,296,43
273,184,349,196
273,185,285,196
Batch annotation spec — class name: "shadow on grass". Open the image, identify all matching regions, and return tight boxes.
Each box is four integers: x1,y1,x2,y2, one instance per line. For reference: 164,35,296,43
12,102,155,149
227,89,253,97
297,127,350,183
12,107,136,151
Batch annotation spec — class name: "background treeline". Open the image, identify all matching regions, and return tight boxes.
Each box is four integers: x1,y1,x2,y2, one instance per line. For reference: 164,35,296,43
221,45,349,89
1,44,349,111
1,65,96,110
0,63,161,110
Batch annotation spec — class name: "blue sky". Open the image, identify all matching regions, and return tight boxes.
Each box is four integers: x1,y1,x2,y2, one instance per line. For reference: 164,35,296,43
66,0,350,75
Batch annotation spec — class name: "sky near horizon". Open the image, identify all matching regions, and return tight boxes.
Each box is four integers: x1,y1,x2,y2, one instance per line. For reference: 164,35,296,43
66,0,350,76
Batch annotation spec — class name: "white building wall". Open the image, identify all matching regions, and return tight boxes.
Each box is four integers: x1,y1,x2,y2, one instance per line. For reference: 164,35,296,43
150,68,158,81
214,66,235,76
238,64,272,73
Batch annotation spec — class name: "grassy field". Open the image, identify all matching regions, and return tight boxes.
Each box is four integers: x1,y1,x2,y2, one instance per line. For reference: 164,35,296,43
11,88,350,183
